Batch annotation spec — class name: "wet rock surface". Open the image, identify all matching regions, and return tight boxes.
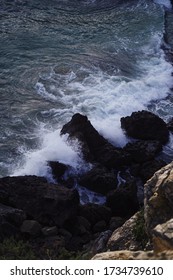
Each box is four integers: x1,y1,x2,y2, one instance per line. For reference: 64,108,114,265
61,113,131,168
1,111,173,259
121,110,169,144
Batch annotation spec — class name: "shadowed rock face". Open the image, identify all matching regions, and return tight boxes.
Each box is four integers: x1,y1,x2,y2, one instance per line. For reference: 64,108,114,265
0,203,26,241
121,110,169,144
124,140,162,163
0,176,79,227
79,165,118,195
61,113,131,169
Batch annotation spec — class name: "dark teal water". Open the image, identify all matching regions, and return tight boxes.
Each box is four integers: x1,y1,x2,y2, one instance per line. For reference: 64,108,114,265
0,0,173,191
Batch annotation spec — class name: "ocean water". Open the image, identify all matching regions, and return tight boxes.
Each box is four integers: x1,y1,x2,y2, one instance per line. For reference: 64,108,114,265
0,0,173,202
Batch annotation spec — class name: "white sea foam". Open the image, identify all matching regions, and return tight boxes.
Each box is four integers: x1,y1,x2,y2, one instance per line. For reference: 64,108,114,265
11,23,173,206
154,0,172,9
12,129,90,179
13,46,173,183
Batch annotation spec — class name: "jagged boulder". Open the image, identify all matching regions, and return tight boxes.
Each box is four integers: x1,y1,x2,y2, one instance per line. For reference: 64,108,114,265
130,159,166,183
0,176,79,227
79,203,111,227
79,165,117,194
61,113,131,169
48,161,68,181
144,162,173,236
121,110,169,144
124,140,162,163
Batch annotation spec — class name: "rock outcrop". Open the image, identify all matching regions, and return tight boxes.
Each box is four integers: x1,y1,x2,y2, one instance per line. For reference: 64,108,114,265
92,250,173,260
1,111,173,259
61,113,131,168
79,165,117,194
107,212,142,251
0,176,79,227
153,218,173,253
121,110,169,144
144,162,173,236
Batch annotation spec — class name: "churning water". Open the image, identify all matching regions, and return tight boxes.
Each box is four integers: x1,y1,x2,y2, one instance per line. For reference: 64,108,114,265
0,0,173,196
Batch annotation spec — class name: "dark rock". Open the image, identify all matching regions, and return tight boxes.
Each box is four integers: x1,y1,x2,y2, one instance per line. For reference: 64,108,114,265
139,160,166,182
0,204,26,241
109,217,125,231
0,221,19,242
79,203,111,226
124,140,162,163
0,203,26,241
20,220,42,236
106,186,139,218
167,118,173,132
42,226,58,237
91,230,112,255
93,220,107,233
48,161,68,181
76,216,91,231
0,202,26,226
66,231,91,251
79,166,117,195
121,110,169,144
106,189,139,218
58,228,72,243
61,113,131,169
0,176,79,227
64,215,91,236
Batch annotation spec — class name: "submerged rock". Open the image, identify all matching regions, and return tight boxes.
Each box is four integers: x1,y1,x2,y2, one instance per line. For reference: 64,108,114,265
61,113,131,169
0,176,79,227
121,110,169,144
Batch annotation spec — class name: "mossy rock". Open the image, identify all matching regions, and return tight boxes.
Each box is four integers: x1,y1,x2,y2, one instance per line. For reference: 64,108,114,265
133,210,149,249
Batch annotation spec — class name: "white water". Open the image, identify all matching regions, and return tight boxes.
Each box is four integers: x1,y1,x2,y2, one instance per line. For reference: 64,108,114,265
154,0,172,9
12,35,173,179
1,0,172,204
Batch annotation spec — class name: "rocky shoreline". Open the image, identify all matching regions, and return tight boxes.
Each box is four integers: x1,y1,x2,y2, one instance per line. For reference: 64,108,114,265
1,110,173,259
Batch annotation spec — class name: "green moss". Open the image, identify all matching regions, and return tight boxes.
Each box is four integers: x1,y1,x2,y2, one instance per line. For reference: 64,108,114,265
0,237,36,260
133,210,149,249
53,248,90,260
